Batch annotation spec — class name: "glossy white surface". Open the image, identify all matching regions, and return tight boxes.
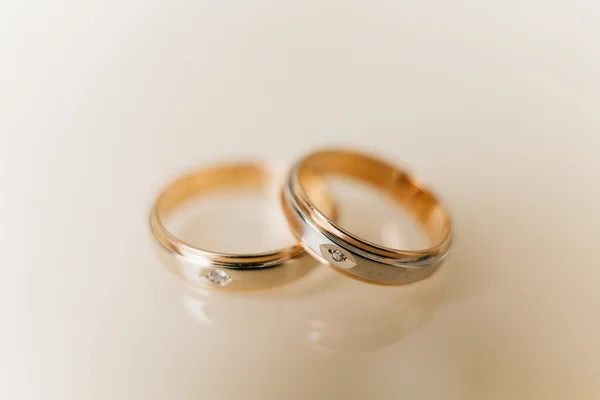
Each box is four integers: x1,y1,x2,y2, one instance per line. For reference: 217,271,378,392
2,1,600,399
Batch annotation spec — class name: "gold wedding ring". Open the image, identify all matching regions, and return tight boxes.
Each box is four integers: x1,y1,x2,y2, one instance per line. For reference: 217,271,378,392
281,150,452,285
150,163,336,290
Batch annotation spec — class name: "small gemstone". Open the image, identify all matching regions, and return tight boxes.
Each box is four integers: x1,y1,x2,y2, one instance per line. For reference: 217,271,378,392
329,249,347,262
206,269,232,286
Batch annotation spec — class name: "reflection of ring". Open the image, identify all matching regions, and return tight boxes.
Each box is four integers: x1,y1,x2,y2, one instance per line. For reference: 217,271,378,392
282,150,452,285
150,163,336,290
174,257,450,353
289,263,449,353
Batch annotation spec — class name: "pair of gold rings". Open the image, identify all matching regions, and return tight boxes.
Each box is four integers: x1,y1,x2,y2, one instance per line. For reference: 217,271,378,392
150,149,452,290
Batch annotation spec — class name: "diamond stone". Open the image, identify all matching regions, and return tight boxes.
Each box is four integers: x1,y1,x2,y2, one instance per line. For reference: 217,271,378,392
206,269,232,286
329,249,347,262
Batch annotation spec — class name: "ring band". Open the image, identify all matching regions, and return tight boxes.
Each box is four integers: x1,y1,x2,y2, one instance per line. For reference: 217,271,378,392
150,162,336,290
281,150,452,285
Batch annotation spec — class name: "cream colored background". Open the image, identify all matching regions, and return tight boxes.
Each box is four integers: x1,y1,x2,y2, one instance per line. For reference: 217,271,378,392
2,1,600,399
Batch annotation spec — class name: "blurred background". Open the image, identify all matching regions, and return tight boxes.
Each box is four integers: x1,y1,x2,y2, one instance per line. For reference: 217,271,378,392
1,1,599,399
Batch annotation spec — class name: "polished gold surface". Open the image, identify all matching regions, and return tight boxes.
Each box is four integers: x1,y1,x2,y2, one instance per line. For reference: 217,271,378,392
283,150,452,285
150,162,336,290
298,150,451,258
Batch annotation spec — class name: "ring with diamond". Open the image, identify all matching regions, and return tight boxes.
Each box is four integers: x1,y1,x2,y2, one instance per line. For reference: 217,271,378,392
150,162,336,290
281,149,452,285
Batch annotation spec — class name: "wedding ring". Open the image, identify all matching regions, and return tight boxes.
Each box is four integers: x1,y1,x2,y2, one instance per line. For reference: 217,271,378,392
281,150,452,285
150,162,336,290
